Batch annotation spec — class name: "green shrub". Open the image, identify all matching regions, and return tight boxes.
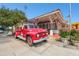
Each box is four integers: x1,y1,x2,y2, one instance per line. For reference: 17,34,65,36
60,31,69,38
60,29,77,38
71,30,79,41
60,29,79,41
74,32,79,41
70,29,77,36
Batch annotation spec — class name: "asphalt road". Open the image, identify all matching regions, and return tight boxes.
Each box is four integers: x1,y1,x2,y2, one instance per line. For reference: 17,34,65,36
0,33,79,56
0,33,11,43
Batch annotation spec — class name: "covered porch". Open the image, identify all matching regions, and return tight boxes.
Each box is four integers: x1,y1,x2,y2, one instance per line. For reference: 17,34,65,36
32,9,67,35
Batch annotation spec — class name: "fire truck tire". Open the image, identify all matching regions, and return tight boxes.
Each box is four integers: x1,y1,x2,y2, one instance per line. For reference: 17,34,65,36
15,37,18,39
43,40,47,42
26,36,33,47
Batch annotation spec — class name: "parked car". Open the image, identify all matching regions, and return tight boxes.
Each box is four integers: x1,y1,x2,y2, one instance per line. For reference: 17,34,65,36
0,26,5,34
0,30,4,33
15,23,48,46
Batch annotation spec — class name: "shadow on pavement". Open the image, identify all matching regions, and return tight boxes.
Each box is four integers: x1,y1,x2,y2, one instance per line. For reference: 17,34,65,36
16,37,48,47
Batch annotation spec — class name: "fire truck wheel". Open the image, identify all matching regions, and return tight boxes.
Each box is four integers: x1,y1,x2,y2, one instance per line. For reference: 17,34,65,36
26,36,33,47
43,40,47,42
15,37,18,39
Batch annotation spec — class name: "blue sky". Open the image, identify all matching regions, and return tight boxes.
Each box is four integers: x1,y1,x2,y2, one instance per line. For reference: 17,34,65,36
0,3,78,23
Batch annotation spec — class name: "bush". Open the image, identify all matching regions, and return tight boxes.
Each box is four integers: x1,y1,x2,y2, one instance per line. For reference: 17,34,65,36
70,29,77,36
74,32,79,41
60,31,69,38
60,29,79,41
60,29,79,45
60,29,77,38
70,30,79,41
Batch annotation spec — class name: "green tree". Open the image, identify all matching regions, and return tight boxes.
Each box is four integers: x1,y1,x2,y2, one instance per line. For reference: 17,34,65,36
0,7,27,27
0,7,27,34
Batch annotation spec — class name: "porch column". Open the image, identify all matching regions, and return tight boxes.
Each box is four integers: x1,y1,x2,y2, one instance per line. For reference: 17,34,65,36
49,16,53,36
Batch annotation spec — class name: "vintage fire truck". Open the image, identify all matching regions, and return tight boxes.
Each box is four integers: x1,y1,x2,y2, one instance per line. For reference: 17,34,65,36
15,23,48,46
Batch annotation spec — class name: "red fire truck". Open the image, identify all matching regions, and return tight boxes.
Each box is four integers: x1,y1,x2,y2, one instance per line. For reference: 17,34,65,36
15,23,48,46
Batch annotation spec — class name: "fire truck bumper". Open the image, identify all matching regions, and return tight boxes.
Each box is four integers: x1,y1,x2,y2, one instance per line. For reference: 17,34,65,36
33,36,48,43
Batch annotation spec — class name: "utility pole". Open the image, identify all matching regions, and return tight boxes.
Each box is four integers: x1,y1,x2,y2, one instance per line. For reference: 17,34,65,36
69,3,73,45
23,5,28,25
69,3,72,31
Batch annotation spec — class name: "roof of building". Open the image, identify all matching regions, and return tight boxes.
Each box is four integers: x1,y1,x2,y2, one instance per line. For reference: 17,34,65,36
28,9,67,24
30,9,61,20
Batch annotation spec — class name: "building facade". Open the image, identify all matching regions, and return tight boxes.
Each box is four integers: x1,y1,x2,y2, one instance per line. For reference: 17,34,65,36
29,9,68,35
72,22,79,30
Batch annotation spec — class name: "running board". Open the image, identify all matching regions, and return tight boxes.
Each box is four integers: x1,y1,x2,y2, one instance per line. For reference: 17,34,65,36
18,35,26,40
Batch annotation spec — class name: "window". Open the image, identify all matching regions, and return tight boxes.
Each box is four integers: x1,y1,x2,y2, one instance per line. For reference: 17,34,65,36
24,25,27,29
28,24,39,28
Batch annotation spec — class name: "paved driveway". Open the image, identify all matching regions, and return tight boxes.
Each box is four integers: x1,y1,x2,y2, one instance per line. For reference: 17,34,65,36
0,34,79,56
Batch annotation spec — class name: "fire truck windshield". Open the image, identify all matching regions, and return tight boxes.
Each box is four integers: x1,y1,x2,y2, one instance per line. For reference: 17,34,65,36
28,24,39,28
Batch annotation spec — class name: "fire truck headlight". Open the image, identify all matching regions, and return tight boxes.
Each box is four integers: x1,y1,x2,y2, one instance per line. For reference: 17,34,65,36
36,34,40,38
46,32,48,35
